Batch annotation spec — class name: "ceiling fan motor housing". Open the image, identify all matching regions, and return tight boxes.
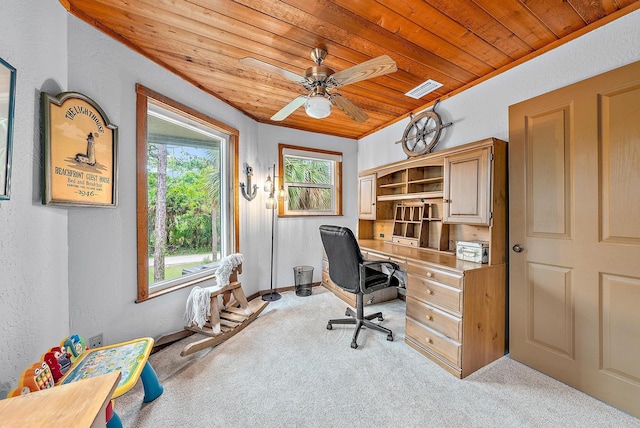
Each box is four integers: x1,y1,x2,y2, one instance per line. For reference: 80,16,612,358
304,65,334,83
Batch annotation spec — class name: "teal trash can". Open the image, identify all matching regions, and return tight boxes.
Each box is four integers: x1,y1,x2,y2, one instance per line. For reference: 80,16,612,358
293,266,314,296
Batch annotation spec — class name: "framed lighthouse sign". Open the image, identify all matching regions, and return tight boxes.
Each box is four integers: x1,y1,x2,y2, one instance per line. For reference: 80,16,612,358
41,91,118,207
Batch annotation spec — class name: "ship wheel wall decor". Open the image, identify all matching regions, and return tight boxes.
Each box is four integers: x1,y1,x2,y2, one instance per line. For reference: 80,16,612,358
398,101,452,157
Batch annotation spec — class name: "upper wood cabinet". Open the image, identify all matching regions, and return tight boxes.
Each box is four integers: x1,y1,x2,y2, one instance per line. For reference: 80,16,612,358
357,174,376,220
443,147,490,225
357,138,507,266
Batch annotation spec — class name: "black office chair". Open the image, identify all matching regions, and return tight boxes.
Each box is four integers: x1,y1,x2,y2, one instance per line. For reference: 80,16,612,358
319,225,400,349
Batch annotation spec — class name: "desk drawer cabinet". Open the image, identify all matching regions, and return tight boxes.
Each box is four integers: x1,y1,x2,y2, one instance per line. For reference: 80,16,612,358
406,318,461,367
404,261,506,378
406,296,461,341
407,262,462,289
406,273,462,314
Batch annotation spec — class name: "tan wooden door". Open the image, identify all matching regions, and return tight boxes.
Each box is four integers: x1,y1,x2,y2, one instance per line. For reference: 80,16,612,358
509,60,640,418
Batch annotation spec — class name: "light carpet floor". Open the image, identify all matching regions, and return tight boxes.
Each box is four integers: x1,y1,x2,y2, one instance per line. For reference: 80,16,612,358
115,287,640,427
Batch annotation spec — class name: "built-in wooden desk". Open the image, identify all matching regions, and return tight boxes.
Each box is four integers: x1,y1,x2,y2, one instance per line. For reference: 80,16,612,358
358,239,507,378
348,138,508,377
0,371,120,427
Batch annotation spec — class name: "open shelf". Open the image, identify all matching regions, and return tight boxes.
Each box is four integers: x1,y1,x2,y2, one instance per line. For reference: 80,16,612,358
390,202,448,251
376,164,444,202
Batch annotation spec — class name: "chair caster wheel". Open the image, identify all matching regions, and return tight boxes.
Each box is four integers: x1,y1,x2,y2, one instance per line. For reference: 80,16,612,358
327,323,332,330
387,334,393,341
345,309,350,316
378,316,384,321
351,341,358,349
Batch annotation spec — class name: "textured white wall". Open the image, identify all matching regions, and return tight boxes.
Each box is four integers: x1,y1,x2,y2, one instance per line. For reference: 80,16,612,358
0,0,69,397
358,8,640,170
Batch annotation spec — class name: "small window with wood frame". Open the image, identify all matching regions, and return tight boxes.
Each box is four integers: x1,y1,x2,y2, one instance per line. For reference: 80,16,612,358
278,144,342,217
136,85,239,302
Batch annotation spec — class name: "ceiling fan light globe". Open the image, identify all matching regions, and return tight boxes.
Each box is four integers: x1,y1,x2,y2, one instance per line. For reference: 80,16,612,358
305,95,331,119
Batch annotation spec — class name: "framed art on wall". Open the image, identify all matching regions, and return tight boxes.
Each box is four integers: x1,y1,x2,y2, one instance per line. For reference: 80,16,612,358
41,91,118,207
0,56,16,200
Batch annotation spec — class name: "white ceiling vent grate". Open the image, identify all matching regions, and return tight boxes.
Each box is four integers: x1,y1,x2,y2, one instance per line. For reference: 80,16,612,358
405,79,443,99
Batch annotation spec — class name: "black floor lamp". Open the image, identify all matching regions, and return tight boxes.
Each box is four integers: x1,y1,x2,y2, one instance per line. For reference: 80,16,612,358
262,163,284,302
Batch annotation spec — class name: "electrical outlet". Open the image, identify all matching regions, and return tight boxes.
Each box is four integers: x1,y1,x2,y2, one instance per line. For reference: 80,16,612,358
89,333,103,348
379,233,385,238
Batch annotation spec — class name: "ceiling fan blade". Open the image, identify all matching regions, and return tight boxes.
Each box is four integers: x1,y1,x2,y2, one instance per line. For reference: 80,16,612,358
271,95,307,121
329,55,397,87
330,94,369,123
239,57,307,84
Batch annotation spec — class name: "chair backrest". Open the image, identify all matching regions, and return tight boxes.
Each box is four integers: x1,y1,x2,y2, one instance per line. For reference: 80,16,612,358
319,225,363,294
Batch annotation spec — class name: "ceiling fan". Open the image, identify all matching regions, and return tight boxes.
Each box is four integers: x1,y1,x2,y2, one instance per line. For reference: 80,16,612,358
240,48,397,123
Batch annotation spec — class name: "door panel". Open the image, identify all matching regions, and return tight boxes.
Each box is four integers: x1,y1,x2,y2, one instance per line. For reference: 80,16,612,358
443,148,489,224
509,60,640,418
601,273,640,383
526,106,572,238
527,262,574,358
450,160,479,216
358,174,376,220
600,85,640,243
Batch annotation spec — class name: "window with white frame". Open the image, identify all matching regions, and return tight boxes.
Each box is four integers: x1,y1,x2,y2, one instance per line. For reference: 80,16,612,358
279,144,342,217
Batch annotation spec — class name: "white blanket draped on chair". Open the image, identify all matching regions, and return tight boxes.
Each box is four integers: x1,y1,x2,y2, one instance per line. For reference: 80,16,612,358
184,253,244,329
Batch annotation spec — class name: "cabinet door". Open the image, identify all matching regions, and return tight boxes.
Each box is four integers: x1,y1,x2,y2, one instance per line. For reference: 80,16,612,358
358,174,376,220
443,148,490,224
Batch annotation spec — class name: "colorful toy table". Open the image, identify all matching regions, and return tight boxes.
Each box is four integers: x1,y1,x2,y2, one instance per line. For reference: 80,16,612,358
60,337,162,401
59,337,163,427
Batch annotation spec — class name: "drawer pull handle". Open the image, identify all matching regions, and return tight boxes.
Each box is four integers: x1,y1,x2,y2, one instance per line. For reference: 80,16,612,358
426,289,434,295
425,337,432,344
426,272,433,278
425,315,433,321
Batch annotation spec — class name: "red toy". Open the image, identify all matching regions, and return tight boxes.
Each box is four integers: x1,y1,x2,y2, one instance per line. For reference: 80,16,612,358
43,346,72,382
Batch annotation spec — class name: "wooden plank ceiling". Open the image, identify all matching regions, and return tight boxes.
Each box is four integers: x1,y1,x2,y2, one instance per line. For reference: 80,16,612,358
61,0,640,139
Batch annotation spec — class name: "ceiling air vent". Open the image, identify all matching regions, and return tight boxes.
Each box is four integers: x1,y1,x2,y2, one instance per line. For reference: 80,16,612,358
405,79,443,99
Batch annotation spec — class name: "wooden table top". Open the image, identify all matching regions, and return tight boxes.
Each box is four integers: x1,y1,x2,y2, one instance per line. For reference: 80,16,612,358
0,371,120,427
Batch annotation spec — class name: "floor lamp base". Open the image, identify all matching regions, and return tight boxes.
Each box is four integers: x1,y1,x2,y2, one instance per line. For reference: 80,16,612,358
262,291,281,302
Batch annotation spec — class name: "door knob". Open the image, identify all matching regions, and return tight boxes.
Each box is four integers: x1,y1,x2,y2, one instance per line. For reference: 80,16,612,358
512,244,524,253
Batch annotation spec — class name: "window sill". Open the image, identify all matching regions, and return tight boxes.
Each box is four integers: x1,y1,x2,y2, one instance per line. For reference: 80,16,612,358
136,272,216,303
